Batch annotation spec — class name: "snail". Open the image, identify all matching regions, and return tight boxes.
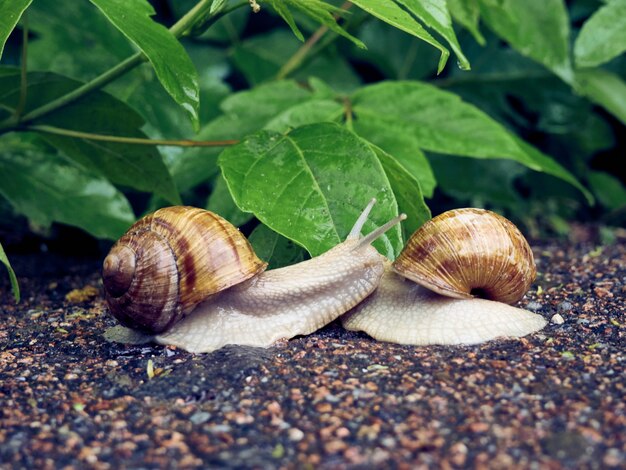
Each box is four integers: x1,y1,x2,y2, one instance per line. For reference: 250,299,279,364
341,208,547,345
102,199,406,353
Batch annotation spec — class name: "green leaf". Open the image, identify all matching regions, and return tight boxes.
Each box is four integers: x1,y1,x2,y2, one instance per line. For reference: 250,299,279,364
351,81,592,203
0,70,180,204
349,0,450,73
265,99,343,131
219,122,403,258
232,29,361,90
28,0,133,81
588,171,626,211
268,0,305,42
395,0,470,70
513,137,594,204
367,143,431,238
355,19,440,80
351,115,436,198
478,0,572,81
210,0,227,15
268,0,365,49
0,0,32,60
206,172,254,227
447,0,485,45
574,0,626,68
120,49,230,141
430,154,527,207
171,80,315,191
248,223,307,269
575,68,626,125
88,0,199,127
0,241,19,303
0,137,135,240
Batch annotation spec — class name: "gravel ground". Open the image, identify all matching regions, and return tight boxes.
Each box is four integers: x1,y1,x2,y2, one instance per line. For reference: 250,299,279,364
0,232,624,469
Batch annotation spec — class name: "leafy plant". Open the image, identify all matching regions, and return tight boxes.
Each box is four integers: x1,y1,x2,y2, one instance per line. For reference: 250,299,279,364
1,0,625,302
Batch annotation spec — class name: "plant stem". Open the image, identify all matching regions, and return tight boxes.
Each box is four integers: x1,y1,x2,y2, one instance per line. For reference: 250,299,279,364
13,54,144,126
342,97,353,131
276,26,329,80
275,1,353,80
0,0,214,131
169,0,213,37
27,125,238,147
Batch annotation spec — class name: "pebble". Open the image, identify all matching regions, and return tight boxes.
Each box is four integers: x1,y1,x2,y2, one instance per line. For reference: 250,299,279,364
551,313,565,324
557,301,573,311
603,448,623,467
189,412,211,425
1,240,624,469
287,428,304,442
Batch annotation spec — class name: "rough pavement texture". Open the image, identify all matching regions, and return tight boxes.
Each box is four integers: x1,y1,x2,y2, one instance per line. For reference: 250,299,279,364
0,235,624,469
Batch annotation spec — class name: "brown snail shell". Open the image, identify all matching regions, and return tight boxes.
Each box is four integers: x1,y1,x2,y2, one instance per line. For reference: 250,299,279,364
102,206,267,334
392,208,536,305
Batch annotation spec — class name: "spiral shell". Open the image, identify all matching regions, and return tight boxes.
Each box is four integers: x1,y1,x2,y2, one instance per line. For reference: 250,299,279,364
392,208,536,304
102,206,267,334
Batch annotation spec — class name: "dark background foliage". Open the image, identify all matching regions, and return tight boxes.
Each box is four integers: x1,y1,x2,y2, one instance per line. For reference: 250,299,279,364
1,0,625,300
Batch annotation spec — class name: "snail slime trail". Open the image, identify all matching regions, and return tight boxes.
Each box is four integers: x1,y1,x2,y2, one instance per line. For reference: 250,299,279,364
103,200,406,353
342,208,547,346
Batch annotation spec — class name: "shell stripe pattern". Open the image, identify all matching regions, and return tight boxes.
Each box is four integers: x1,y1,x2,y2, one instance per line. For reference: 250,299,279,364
393,209,536,304
150,206,267,314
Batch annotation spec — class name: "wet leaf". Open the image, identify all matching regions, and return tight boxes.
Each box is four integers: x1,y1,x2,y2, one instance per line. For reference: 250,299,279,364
267,0,365,48
478,0,572,81
448,0,485,45
0,241,19,303
88,0,199,127
588,171,626,211
0,0,32,60
0,136,135,239
575,68,626,125
395,0,470,69
574,0,626,68
219,123,403,258
351,81,592,203
349,0,450,73
28,0,133,80
248,223,307,269
367,143,431,238
206,172,254,227
0,70,180,204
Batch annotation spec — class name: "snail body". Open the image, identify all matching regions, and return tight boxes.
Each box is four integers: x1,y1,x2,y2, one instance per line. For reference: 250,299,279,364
341,208,547,345
103,200,406,353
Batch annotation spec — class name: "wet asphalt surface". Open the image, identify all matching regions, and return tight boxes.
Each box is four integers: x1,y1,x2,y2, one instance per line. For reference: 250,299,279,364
0,234,624,469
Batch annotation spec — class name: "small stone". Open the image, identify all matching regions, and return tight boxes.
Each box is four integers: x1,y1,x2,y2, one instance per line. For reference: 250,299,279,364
324,439,347,453
449,442,468,466
267,401,282,414
558,301,573,311
551,313,565,325
381,437,396,448
469,422,489,433
189,411,211,425
526,301,543,311
315,403,332,413
324,394,340,403
594,286,613,298
603,448,623,467
288,428,304,442
65,285,99,303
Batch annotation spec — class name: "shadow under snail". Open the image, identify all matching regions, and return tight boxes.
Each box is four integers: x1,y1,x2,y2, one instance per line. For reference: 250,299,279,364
102,199,406,353
341,208,547,345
